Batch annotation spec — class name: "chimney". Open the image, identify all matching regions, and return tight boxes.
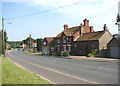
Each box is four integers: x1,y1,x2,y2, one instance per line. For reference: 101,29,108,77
63,24,68,30
103,24,108,31
80,23,83,26
83,19,89,26
90,26,93,32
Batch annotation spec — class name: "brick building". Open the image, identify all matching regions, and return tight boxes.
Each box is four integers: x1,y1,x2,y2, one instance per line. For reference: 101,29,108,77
43,19,113,57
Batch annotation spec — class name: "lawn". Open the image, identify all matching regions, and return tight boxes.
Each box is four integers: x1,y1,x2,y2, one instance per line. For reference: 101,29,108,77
2,57,54,85
23,51,42,55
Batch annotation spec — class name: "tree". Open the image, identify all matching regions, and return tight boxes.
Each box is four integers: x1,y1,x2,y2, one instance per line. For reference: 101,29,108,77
0,30,2,54
37,38,43,52
2,30,8,54
117,14,120,22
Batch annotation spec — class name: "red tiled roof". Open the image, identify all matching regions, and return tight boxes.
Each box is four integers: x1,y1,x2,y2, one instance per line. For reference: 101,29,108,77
33,43,37,46
76,31,105,41
45,37,54,43
55,26,79,38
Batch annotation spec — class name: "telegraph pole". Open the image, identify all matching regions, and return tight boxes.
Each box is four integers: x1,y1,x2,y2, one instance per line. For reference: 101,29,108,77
30,34,31,51
2,18,5,57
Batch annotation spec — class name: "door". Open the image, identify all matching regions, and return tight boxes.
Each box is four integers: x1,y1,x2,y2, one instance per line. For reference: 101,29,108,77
110,45,119,58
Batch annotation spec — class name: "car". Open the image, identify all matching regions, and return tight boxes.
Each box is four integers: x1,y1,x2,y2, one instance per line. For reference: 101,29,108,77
22,48,25,51
18,48,21,51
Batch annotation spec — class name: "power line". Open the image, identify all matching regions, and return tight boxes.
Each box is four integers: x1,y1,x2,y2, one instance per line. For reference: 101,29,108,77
70,4,117,26
4,19,42,38
6,0,85,20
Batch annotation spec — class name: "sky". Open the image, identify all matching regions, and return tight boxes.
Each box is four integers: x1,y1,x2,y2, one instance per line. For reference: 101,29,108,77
0,0,119,41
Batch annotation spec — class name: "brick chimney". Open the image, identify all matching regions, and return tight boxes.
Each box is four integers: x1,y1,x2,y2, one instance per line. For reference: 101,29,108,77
80,23,83,26
63,24,68,30
103,24,108,31
90,26,93,32
83,19,89,26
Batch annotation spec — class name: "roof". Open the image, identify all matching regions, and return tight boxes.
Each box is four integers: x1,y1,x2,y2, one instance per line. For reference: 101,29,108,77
76,31,105,41
45,37,54,43
33,43,37,46
55,26,79,38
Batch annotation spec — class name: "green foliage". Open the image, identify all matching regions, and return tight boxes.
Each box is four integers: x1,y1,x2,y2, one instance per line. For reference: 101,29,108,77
32,48,38,53
1,30,8,54
52,52,58,56
117,14,120,22
61,51,70,56
7,41,21,49
88,50,96,57
37,38,43,52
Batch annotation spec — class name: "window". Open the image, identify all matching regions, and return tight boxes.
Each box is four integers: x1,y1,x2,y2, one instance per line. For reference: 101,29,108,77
57,46,60,52
63,37,66,43
64,46,66,51
68,37,71,43
74,44,77,47
68,46,71,52
58,38,60,44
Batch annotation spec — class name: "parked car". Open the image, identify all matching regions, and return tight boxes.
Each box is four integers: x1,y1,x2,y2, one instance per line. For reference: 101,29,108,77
22,48,25,51
18,48,21,51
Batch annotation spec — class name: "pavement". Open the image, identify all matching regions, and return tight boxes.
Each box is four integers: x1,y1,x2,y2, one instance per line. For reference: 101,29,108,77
6,50,118,85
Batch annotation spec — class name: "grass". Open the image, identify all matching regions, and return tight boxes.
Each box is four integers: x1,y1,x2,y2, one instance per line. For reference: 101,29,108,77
0,56,2,86
23,51,42,54
2,57,54,85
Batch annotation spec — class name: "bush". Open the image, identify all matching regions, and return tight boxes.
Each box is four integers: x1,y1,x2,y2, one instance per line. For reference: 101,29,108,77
32,48,38,53
52,52,58,56
62,51,69,56
88,50,96,57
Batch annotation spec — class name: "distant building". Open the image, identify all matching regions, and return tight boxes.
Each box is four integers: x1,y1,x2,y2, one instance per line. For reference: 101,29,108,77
42,37,54,55
6,43,11,50
32,43,37,48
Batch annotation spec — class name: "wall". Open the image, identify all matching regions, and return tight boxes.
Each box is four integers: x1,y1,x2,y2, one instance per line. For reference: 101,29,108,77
99,31,113,57
72,40,99,56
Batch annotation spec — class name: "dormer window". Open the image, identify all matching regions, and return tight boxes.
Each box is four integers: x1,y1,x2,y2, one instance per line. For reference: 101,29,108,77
63,37,66,43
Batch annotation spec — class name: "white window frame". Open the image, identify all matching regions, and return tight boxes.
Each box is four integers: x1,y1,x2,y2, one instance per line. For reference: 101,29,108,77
63,37,66,43
68,46,71,52
58,38,60,44
63,46,66,51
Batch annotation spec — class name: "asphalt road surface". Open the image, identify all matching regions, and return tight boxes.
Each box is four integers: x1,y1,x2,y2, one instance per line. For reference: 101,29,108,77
6,50,118,84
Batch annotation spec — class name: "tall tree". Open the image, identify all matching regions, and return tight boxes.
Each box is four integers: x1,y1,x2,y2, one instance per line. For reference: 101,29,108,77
37,38,43,52
2,30,8,54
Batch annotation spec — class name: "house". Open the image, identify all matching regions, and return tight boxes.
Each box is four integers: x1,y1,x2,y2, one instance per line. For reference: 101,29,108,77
107,38,120,58
49,19,113,57
6,43,11,50
32,43,37,48
42,37,54,55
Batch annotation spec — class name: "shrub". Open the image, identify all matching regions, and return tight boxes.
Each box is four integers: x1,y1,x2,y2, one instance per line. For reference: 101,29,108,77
88,50,96,57
62,51,69,56
52,52,58,56
32,48,38,53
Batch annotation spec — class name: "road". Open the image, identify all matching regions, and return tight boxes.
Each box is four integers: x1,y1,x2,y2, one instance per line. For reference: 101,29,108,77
6,50,118,84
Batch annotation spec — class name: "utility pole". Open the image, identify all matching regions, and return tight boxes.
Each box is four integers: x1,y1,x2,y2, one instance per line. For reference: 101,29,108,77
2,18,5,57
30,34,31,51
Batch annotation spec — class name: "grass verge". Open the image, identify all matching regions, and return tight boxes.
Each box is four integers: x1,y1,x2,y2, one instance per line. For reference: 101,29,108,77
2,57,54,85
23,51,42,55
